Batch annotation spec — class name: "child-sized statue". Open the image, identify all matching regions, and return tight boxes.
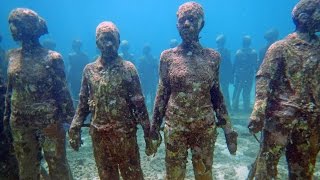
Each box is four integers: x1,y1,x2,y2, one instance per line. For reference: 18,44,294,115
69,21,153,180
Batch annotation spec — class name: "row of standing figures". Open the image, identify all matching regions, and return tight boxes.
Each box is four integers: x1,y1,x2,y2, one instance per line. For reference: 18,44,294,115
1,0,320,179
64,30,279,115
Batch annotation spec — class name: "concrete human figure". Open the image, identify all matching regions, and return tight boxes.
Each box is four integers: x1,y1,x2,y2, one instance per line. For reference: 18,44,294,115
68,39,90,102
69,21,153,180
5,8,74,180
248,0,320,179
215,34,233,110
232,35,258,112
138,44,158,112
150,2,238,179
42,38,56,50
169,38,179,48
257,28,279,69
120,39,135,65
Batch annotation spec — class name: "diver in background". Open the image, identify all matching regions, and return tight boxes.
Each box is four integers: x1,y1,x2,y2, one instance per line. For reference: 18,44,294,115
42,38,56,50
150,2,238,179
138,44,158,112
248,0,320,179
120,39,135,65
215,34,233,110
69,21,153,180
257,28,279,69
232,35,257,112
169,38,179,48
68,39,90,102
5,8,74,180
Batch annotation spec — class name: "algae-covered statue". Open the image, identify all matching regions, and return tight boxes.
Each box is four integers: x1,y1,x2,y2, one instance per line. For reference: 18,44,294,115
232,35,257,112
169,38,179,48
42,38,56,50
138,44,158,112
150,2,238,179
215,34,233,110
120,39,135,65
5,8,74,180
258,28,279,69
69,21,153,180
248,0,320,179
68,39,90,101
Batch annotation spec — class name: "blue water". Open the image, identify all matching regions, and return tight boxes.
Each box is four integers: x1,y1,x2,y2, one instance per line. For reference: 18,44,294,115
0,0,298,62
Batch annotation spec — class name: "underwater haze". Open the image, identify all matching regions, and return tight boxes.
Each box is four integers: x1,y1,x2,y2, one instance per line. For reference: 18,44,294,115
3,0,319,180
1,0,297,59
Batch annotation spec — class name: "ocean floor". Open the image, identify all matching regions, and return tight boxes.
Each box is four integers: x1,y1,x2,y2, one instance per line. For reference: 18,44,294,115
65,111,320,180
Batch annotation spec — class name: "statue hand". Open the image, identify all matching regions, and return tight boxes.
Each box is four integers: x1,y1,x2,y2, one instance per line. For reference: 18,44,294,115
248,118,263,134
145,137,154,156
148,127,162,156
225,130,238,155
68,128,82,151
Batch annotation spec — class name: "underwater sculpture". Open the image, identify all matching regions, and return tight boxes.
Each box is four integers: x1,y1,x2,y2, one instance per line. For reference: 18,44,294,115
68,39,90,102
215,34,233,110
258,28,279,69
150,2,238,179
232,35,258,113
169,38,179,48
5,8,74,180
120,39,135,65
42,38,57,50
69,21,153,180
138,44,158,112
248,0,320,179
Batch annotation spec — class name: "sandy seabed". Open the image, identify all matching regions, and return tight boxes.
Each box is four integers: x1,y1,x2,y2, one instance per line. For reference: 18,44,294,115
65,112,320,180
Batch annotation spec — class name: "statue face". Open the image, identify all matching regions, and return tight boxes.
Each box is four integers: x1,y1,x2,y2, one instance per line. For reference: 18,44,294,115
292,0,320,33
96,31,119,57
177,11,203,42
311,7,320,32
8,8,48,42
9,22,21,41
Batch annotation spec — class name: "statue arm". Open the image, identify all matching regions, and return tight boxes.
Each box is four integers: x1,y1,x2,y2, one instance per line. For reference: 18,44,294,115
151,53,171,136
128,64,150,136
51,54,75,124
210,56,232,130
3,76,12,133
70,69,90,131
249,45,282,133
